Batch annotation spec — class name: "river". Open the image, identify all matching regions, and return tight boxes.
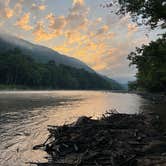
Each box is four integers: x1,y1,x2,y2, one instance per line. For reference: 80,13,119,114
0,91,165,166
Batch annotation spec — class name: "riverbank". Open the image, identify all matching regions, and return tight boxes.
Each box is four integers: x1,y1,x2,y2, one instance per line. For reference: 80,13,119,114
33,110,166,166
137,92,166,104
0,85,121,91
128,90,166,104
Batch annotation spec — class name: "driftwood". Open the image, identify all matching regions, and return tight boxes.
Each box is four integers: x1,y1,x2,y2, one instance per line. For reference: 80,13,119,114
33,110,166,166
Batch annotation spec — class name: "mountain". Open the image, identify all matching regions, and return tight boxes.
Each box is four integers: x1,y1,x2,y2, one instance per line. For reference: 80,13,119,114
0,33,122,90
0,33,94,73
101,75,124,90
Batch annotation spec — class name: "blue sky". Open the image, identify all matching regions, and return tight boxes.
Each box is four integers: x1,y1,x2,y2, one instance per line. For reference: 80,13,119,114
0,0,161,83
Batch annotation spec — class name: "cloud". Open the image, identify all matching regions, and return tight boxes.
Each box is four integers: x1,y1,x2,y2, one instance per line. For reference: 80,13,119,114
14,1,23,16
21,0,43,9
34,0,89,41
65,31,89,45
15,12,33,31
31,3,46,12
4,8,13,18
32,13,67,42
94,17,102,25
66,0,89,30
33,21,61,42
0,0,13,18
97,25,109,34
73,0,84,5
38,5,46,11
1,0,10,6
53,36,117,72
127,23,138,35
46,13,67,30
54,43,74,55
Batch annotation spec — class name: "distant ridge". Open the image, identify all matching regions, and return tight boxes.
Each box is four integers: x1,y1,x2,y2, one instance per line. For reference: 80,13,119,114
0,33,94,73
0,33,122,90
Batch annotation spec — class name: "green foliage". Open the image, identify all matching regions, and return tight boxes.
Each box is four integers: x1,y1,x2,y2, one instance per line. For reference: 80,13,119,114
117,0,166,29
105,77,124,90
128,35,166,92
0,49,119,90
128,81,138,91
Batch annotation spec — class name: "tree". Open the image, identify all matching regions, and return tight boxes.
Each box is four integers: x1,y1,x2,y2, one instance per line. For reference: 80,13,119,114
128,81,138,91
104,0,166,29
128,35,166,92
119,0,166,28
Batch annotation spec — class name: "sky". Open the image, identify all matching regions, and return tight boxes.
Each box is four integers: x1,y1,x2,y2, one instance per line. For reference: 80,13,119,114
0,0,161,83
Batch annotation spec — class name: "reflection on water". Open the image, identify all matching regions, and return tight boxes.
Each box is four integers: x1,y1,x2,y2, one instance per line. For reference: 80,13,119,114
0,91,164,166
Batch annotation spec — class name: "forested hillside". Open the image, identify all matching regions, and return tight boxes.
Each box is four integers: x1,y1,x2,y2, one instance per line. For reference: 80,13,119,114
0,49,121,90
0,33,94,73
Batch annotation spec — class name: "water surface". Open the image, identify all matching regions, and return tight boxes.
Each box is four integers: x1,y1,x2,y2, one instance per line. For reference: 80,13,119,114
0,91,165,165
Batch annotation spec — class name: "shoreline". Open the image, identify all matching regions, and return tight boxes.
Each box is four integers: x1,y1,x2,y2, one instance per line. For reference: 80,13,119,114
0,85,121,92
33,110,166,166
136,92,166,104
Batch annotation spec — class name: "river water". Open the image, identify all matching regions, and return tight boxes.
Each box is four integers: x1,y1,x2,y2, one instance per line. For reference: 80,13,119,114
0,91,165,166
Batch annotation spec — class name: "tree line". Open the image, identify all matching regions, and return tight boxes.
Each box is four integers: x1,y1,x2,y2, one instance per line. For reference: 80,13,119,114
0,49,115,90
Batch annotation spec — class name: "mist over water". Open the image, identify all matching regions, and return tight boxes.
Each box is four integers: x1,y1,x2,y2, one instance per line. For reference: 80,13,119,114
0,91,165,165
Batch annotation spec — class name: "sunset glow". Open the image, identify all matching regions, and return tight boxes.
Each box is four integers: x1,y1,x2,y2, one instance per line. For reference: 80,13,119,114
0,0,158,83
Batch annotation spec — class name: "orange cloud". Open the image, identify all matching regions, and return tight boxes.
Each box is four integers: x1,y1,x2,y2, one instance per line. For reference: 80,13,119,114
46,13,67,30
65,31,90,45
73,0,84,5
53,38,117,72
33,21,61,42
127,23,138,34
31,3,46,11
66,0,89,30
54,44,74,55
38,5,46,11
15,12,33,31
97,25,109,35
93,63,108,71
4,8,13,18
33,0,89,42
0,0,13,18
